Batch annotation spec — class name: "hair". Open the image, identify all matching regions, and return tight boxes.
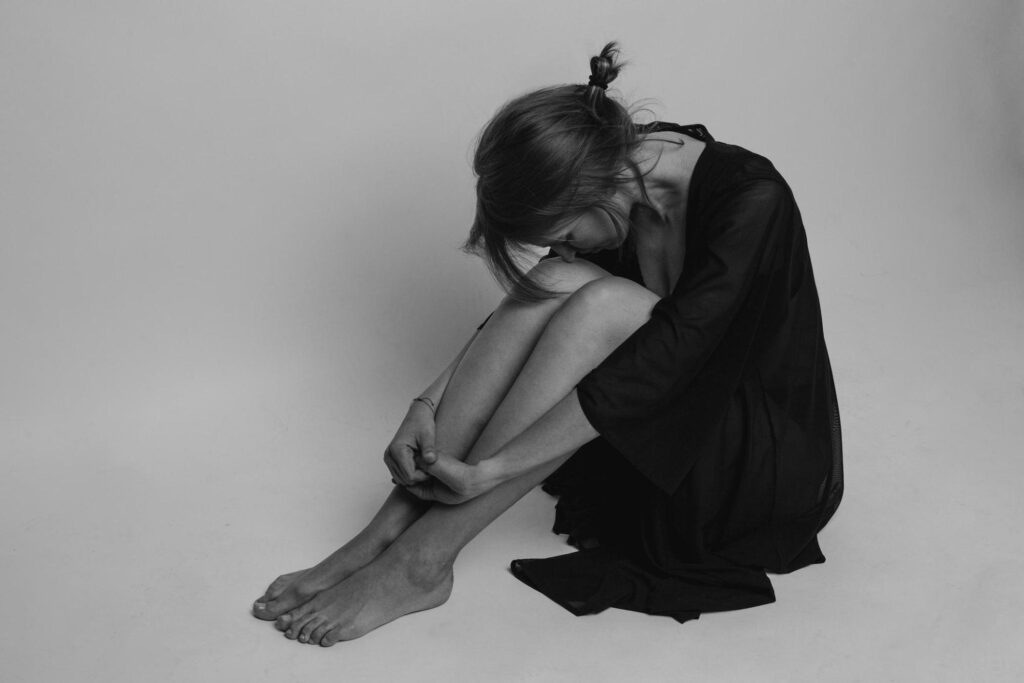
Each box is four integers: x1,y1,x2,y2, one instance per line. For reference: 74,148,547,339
464,42,645,302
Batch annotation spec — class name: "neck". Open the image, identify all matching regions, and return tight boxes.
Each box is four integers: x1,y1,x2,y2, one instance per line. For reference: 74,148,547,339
624,134,705,296
629,134,704,229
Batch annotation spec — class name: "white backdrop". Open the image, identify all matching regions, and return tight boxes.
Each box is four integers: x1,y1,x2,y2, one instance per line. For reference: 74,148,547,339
3,1,1023,681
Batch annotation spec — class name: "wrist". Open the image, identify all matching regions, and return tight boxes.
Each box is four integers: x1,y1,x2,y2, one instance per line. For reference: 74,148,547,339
476,455,509,490
410,396,436,415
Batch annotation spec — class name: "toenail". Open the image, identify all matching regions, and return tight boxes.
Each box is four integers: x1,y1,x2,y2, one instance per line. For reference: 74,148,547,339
254,602,265,610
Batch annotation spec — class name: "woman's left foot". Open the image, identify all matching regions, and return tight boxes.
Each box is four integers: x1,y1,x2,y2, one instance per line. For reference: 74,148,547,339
275,547,453,646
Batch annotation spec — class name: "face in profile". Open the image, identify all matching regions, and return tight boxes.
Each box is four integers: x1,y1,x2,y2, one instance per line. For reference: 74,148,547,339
542,204,629,262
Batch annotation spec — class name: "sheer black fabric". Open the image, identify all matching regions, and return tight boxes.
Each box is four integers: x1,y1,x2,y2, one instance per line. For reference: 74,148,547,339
510,123,843,623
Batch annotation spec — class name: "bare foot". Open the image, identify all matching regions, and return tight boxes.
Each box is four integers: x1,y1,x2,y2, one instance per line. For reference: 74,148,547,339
252,533,389,621
275,547,453,646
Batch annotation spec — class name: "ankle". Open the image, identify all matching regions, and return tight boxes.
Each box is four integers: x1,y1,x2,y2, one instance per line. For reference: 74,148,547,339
388,545,455,587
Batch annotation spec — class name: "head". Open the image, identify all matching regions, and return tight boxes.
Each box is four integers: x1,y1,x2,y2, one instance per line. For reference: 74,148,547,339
464,42,644,301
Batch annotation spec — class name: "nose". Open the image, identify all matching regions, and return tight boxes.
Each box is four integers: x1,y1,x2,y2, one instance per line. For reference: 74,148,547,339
552,244,576,263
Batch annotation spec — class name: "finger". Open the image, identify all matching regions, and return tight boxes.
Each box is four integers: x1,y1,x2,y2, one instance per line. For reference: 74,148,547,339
385,445,417,486
383,454,403,486
384,448,397,475
421,450,466,488
393,444,420,484
420,421,437,457
403,482,437,501
412,450,436,471
405,465,431,484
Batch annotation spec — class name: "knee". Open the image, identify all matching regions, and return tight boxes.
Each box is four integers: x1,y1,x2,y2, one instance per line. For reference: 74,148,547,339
568,276,659,314
488,258,612,328
524,258,609,298
555,277,659,332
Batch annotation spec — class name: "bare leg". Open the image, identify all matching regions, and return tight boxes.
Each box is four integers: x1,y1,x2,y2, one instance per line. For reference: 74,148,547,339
252,259,608,619
278,277,660,645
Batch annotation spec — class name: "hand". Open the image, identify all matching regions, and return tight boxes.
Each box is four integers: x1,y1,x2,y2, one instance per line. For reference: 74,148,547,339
403,451,500,505
383,401,436,486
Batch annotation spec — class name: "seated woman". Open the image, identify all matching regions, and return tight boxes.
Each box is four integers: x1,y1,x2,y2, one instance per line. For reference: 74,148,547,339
251,42,843,646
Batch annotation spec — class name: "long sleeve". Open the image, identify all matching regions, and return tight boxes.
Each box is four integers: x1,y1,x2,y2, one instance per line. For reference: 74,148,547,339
577,178,794,493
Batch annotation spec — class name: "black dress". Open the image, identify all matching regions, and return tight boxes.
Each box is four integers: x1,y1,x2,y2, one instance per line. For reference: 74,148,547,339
509,123,844,624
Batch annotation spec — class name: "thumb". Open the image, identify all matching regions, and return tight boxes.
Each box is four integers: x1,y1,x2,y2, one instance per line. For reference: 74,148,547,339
421,450,465,488
420,424,437,463
419,429,437,465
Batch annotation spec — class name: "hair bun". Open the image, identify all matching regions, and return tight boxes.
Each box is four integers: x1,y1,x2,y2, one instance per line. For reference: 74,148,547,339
588,42,623,90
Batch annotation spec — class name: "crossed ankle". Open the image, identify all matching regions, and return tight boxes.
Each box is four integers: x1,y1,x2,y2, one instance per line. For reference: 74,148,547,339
361,532,394,557
385,547,454,588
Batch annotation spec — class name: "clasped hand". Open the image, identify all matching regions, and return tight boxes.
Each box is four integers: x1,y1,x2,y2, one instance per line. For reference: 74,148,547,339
383,403,498,504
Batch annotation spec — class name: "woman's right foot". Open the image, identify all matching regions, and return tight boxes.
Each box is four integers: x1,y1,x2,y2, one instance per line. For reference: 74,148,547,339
252,533,389,620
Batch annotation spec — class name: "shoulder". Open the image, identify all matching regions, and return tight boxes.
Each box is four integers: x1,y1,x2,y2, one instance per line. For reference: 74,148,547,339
692,140,796,216
700,140,784,185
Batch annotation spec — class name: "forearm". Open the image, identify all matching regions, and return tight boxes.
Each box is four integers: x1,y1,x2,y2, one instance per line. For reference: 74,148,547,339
376,334,479,526
480,389,599,486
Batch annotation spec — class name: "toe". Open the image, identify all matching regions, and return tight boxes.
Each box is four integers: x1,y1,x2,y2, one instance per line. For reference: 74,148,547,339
298,618,323,644
283,606,316,640
252,599,281,620
275,608,298,631
310,622,332,645
254,574,286,606
256,598,287,621
266,572,299,600
263,587,312,621
320,627,342,647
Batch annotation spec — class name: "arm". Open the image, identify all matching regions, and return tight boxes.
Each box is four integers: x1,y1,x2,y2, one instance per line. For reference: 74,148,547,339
577,179,792,492
481,390,597,483
580,180,787,415
406,389,597,503
384,330,480,485
412,179,793,500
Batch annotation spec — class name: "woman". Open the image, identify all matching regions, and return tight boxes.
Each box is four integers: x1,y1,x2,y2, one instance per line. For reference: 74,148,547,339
251,43,842,645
